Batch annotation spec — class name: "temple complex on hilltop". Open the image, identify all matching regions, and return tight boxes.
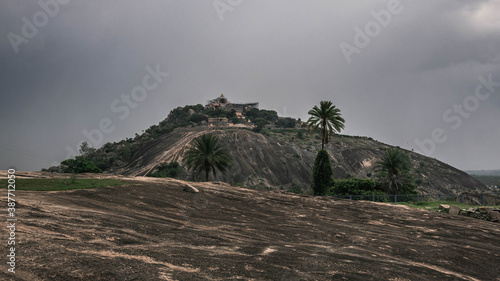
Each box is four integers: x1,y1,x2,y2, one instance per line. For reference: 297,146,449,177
205,94,259,113
205,94,258,128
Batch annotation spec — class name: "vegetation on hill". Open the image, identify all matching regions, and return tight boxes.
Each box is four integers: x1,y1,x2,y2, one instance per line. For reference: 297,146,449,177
47,104,300,175
147,162,183,178
44,102,481,198
307,100,345,150
305,101,417,198
327,178,385,196
60,156,102,174
374,148,417,195
308,101,346,195
243,108,281,132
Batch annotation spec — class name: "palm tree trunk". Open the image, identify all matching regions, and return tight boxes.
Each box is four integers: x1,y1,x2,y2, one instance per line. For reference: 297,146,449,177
321,120,325,150
321,119,327,150
390,175,399,195
205,170,209,181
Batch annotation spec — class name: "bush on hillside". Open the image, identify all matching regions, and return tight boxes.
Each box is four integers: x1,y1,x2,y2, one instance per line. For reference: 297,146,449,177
252,117,268,132
327,178,384,196
312,150,333,196
147,162,182,178
276,117,296,128
61,156,102,173
244,108,279,124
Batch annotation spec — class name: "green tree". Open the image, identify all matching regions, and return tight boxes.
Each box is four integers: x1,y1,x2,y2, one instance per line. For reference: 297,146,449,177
277,117,296,128
253,117,268,132
307,101,345,150
373,148,414,194
119,145,132,161
79,141,96,158
244,108,279,124
61,156,102,173
244,108,260,120
189,113,208,124
184,134,233,181
312,150,333,196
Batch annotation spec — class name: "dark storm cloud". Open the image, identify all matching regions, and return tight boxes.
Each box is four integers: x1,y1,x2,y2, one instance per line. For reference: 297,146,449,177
0,0,499,171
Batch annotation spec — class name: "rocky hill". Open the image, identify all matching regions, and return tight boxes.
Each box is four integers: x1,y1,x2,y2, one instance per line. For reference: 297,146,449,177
48,103,486,195
115,127,485,195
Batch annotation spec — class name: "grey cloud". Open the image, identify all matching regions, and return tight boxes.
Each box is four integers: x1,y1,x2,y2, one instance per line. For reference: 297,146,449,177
0,0,499,171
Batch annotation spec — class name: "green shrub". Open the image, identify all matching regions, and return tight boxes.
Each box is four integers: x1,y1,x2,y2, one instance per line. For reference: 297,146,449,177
312,150,333,196
287,183,303,194
148,162,182,178
277,117,296,128
119,145,132,161
296,130,304,139
61,156,102,173
189,113,208,123
327,178,383,196
253,117,268,132
244,108,279,124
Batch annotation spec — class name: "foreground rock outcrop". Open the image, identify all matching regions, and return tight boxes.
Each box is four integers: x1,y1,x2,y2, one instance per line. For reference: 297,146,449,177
440,204,500,222
4,172,499,280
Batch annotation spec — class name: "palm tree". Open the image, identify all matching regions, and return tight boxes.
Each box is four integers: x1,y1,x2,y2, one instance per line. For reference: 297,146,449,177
373,148,412,194
184,133,233,181
307,101,345,150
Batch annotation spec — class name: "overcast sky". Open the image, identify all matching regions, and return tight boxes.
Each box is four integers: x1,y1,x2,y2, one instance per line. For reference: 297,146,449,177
1,0,499,171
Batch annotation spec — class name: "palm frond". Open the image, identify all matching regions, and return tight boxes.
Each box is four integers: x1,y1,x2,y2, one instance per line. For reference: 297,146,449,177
306,101,345,149
184,133,233,181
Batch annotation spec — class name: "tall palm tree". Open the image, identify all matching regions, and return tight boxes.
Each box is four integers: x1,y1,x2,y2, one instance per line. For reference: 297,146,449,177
307,101,345,150
373,148,412,194
184,133,233,181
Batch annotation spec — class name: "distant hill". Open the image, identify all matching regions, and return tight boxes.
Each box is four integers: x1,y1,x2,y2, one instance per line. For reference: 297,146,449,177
465,170,500,186
465,170,500,176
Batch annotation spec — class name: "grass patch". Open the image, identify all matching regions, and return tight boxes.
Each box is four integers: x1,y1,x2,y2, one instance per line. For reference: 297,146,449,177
4,178,127,191
394,201,500,212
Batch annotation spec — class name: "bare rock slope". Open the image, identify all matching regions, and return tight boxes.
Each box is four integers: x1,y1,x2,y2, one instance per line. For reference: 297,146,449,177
118,128,485,194
5,172,500,280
